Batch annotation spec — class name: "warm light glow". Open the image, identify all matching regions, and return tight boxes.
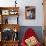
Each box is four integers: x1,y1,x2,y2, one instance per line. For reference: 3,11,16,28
14,28,17,32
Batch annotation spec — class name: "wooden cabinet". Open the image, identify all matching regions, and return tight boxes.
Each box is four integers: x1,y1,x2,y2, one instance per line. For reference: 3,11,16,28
0,41,19,46
0,7,19,24
2,41,19,46
0,7,20,46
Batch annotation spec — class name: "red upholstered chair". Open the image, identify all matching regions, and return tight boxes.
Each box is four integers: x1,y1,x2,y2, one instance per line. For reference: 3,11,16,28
21,28,41,46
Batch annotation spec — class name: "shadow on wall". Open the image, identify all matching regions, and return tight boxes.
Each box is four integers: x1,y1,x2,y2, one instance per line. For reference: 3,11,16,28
18,26,44,44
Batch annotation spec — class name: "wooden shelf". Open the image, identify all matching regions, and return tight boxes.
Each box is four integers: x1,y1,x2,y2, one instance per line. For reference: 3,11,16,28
0,7,19,11
0,7,20,46
0,7,19,24
0,40,19,46
0,24,20,32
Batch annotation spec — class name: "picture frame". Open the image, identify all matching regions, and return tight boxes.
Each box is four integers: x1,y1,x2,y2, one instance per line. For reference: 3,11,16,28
2,10,9,15
25,6,35,19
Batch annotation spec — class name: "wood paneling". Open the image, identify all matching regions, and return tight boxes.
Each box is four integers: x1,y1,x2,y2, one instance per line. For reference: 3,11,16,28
43,0,46,46
43,0,46,26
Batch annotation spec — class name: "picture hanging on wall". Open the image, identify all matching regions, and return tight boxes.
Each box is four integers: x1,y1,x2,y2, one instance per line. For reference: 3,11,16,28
25,6,35,19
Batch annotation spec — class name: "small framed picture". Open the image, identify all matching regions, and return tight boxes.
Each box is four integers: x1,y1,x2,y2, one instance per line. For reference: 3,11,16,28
25,6,35,19
2,10,9,15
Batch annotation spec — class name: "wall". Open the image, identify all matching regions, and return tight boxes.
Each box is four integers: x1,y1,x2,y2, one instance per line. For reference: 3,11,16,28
0,0,44,26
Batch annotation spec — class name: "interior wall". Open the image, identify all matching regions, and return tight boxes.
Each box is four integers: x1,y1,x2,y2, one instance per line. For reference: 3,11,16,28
18,0,44,26
0,0,44,26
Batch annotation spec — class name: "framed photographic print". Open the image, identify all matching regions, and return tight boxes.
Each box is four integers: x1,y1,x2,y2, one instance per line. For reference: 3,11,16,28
2,10,9,15
1,28,13,41
9,10,15,15
25,6,35,19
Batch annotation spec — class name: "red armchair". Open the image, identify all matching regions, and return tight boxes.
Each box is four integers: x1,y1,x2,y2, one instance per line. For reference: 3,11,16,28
21,28,41,46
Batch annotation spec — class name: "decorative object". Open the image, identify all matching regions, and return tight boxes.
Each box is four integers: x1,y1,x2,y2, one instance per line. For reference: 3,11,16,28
21,28,41,46
25,36,38,46
13,28,18,40
1,28,13,41
14,28,17,32
9,10,18,15
5,17,8,24
13,32,18,41
25,6,35,19
2,10,9,15
0,7,19,24
15,0,17,7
